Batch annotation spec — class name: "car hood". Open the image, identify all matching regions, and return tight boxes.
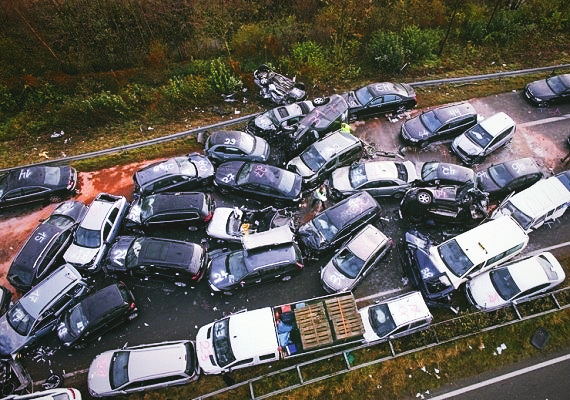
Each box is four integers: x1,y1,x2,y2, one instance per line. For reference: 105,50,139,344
297,222,326,252
405,231,443,278
476,171,501,192
526,80,556,100
125,199,142,225
104,236,136,273
0,315,26,357
358,307,382,343
64,243,99,266
208,253,235,291
88,351,114,396
195,322,219,374
402,117,430,141
466,273,506,311
214,162,243,188
321,262,354,293
330,167,352,193
287,157,314,179
207,208,240,242
453,135,481,156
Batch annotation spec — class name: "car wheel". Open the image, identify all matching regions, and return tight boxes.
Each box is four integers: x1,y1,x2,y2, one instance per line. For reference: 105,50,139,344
312,97,329,106
282,123,297,132
49,195,63,203
260,78,268,86
417,190,432,205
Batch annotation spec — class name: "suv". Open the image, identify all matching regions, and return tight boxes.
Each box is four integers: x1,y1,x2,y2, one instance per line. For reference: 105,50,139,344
124,191,213,231
88,340,199,397
287,130,363,189
57,282,137,348
207,225,303,295
400,102,478,147
297,191,382,256
63,193,128,272
0,264,89,358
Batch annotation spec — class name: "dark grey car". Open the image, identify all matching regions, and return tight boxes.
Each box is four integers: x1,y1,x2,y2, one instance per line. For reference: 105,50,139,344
342,82,416,121
204,130,270,164
523,73,570,106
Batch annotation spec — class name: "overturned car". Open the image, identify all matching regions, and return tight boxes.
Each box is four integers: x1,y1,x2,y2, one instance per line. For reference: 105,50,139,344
254,64,307,105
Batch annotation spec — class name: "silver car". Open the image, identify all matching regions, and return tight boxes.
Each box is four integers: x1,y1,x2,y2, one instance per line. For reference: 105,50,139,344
320,224,392,293
88,340,199,397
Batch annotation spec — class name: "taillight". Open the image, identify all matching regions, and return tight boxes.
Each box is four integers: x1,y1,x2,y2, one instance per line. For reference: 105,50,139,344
129,303,136,310
69,389,77,399
204,212,213,223
296,262,304,270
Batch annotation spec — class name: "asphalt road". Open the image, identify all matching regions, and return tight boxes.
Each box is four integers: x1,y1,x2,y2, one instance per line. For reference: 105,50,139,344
12,90,570,397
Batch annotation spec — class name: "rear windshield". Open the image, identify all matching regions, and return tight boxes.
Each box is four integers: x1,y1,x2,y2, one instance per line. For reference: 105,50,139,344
213,318,236,368
368,304,396,339
490,268,519,301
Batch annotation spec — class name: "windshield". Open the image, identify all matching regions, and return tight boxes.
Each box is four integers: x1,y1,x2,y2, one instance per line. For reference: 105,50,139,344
7,303,35,336
46,214,74,229
313,212,339,242
236,163,253,185
333,249,365,279
300,146,326,172
349,164,368,188
490,268,520,300
227,251,248,282
546,75,570,94
177,157,197,176
487,164,512,188
110,351,130,390
74,226,100,248
66,304,87,337
212,318,236,368
438,239,473,277
125,237,143,268
420,111,443,132
466,124,493,147
502,201,533,230
0,174,7,197
421,163,439,181
368,304,396,339
140,196,156,221
354,86,373,105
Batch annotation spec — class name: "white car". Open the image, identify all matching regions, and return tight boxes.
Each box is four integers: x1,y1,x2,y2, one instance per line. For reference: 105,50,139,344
88,340,199,397
63,193,128,272
465,252,565,311
2,388,82,400
359,291,432,343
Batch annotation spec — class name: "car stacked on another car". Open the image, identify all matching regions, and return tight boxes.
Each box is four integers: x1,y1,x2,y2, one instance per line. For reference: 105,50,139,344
419,161,475,186
204,130,270,164
103,236,208,284
342,81,417,121
246,100,316,141
523,73,570,106
133,153,214,196
63,193,128,273
476,157,543,199
329,160,418,200
0,165,78,209
8,200,88,292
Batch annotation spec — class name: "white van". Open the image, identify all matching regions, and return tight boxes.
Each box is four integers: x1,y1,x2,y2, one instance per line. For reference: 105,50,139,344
491,170,570,232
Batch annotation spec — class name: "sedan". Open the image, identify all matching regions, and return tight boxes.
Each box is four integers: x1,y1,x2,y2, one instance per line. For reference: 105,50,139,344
0,165,78,209
246,100,316,141
476,157,543,199
451,112,516,165
329,160,417,200
204,130,270,164
8,200,88,292
465,252,565,311
320,224,392,293
342,81,416,121
206,206,284,243
523,73,570,106
419,161,474,186
133,153,214,196
103,236,207,283
214,161,303,205
88,340,199,397
253,64,306,105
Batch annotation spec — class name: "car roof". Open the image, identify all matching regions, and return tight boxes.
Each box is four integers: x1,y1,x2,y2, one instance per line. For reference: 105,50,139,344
228,308,279,360
363,161,401,181
138,237,197,266
366,82,407,97
477,112,515,136
492,158,541,179
421,161,474,183
507,175,570,218
144,192,207,213
11,223,63,269
505,254,558,292
81,198,116,230
127,341,188,381
78,283,128,323
432,102,476,122
242,224,295,251
310,131,360,160
386,292,432,326
209,130,251,144
135,157,189,184
5,166,69,190
346,225,390,260
245,243,299,271
326,191,379,228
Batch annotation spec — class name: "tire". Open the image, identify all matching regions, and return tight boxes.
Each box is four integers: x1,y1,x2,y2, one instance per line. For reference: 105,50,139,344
294,82,306,91
260,78,268,86
312,97,329,106
49,195,63,203
417,190,432,205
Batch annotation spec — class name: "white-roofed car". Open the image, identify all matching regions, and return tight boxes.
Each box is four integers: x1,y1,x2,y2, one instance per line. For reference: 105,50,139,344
329,160,417,200
2,388,82,400
87,340,199,397
359,291,432,343
465,252,565,312
320,224,392,293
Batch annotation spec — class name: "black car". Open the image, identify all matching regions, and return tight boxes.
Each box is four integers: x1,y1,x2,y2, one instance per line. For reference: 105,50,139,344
297,191,382,256
133,153,214,196
287,94,349,156
0,287,11,316
56,282,137,348
419,161,475,186
399,183,488,225
253,64,307,105
476,158,543,199
246,100,316,141
342,82,416,121
103,236,207,283
124,191,213,230
400,102,478,147
204,130,270,164
0,165,78,209
523,73,570,106
214,161,303,205
7,200,88,292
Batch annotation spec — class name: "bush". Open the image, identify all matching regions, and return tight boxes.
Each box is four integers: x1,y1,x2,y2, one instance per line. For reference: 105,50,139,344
207,58,243,95
290,41,331,81
161,75,213,105
0,84,17,115
368,31,405,72
401,26,440,64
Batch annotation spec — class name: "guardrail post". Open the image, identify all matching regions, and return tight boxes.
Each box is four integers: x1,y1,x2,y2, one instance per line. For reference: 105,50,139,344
296,365,304,384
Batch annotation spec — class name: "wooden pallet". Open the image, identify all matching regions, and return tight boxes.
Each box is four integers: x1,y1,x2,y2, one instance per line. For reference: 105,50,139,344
325,295,365,340
295,303,333,350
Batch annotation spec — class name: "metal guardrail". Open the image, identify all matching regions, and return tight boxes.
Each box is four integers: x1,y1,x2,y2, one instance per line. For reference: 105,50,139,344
193,285,570,400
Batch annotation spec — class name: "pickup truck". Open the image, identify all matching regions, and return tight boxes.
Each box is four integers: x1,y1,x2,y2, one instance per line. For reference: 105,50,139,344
196,292,365,374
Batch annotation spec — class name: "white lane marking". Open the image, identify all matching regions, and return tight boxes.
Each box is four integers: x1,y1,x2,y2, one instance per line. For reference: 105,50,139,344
518,113,570,128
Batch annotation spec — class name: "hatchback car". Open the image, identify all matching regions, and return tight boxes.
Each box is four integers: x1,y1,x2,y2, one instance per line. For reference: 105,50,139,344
320,224,392,293
124,191,213,231
63,193,128,272
253,64,306,105
297,191,382,256
523,73,570,106
8,200,88,292
0,264,88,358
359,291,432,343
0,165,78,209
103,236,207,283
342,82,417,121
451,112,516,165
214,161,303,205
465,252,565,312
208,225,303,295
246,100,315,140
87,340,199,397
287,130,363,189
400,102,478,147
329,160,417,200
133,153,214,196
204,130,270,164
419,161,475,186
476,157,543,199
57,282,137,348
